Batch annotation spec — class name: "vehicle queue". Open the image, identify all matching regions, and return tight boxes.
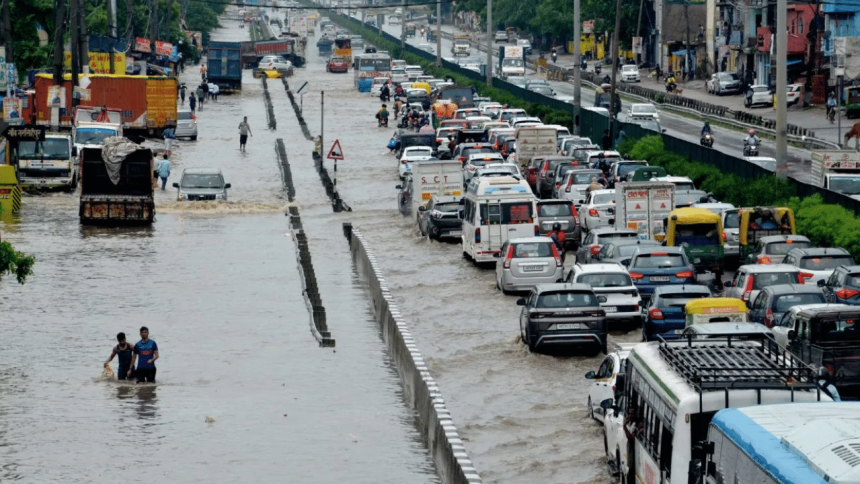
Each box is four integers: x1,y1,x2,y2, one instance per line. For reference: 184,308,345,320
322,24,860,484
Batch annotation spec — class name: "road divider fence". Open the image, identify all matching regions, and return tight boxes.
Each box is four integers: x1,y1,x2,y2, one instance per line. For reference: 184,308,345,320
261,76,277,130
275,139,295,202
282,78,313,140
288,206,335,347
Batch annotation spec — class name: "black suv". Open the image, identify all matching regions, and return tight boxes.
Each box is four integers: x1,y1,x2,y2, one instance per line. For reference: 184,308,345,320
517,283,607,354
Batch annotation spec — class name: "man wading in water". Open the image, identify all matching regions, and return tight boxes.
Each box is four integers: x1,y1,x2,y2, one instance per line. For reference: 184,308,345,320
129,326,159,383
104,332,134,381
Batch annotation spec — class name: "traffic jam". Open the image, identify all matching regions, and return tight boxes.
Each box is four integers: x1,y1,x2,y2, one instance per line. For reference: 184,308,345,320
317,11,860,484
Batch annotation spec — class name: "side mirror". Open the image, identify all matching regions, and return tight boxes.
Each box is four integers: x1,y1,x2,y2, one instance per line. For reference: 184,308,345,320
224,183,232,189
622,259,630,267
787,329,796,341
597,295,608,303
516,298,526,306
585,371,596,379
600,398,614,409
172,182,179,188
817,279,825,287
395,184,402,189
724,281,734,288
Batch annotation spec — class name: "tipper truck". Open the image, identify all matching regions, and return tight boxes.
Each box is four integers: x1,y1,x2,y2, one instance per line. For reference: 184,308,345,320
811,150,860,200
208,41,243,91
498,45,525,80
79,137,154,225
614,182,676,241
514,126,557,168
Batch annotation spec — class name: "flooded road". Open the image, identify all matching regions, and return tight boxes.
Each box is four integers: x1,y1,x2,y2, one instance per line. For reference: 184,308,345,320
289,17,634,484
0,18,439,484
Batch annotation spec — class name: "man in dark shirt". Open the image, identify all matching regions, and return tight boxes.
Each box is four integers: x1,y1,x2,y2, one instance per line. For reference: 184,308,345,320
104,332,134,380
129,326,159,383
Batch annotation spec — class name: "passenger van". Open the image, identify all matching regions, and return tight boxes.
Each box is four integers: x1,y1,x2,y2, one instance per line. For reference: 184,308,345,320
602,334,831,484
461,175,537,263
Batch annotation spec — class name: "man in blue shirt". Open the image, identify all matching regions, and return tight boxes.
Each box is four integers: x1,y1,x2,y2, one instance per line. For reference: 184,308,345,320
129,326,159,383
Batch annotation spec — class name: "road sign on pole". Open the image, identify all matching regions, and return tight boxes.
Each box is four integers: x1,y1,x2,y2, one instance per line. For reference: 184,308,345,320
327,139,344,160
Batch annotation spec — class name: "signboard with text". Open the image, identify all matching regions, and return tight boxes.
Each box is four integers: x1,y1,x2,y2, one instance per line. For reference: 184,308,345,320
134,37,151,53
64,52,126,74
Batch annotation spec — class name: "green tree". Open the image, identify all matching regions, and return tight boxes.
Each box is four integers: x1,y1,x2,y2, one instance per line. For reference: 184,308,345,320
0,240,34,285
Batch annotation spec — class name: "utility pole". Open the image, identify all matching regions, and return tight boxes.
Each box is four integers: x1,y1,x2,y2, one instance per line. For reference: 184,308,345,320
78,0,88,71
70,0,79,107
107,0,117,73
150,0,159,57
1,0,12,64
400,0,405,50
53,0,67,86
684,0,691,81
608,0,622,140
435,0,441,66
486,0,492,86
573,0,581,135
636,0,644,65
775,0,787,178
166,0,174,43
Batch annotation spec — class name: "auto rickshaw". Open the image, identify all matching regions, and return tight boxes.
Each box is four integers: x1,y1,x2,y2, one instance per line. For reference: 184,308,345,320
405,23,417,37
737,206,796,261
684,298,749,327
666,207,724,276
0,165,22,219
411,81,431,94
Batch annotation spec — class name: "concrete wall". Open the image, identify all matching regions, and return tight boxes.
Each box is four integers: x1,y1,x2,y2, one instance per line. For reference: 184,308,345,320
345,224,482,484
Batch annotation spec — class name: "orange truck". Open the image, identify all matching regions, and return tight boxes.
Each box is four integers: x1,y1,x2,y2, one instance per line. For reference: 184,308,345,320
32,74,178,135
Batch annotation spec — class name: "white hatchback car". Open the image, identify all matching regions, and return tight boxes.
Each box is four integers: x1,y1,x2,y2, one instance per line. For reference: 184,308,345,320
581,189,616,232
390,68,409,84
627,103,658,121
174,109,197,140
567,263,641,328
258,55,292,70
620,64,640,83
399,146,435,179
560,169,604,206
745,84,772,108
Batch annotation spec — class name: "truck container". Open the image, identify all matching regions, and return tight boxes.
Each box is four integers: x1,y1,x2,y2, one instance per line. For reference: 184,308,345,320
614,181,676,241
207,41,243,91
79,139,154,225
32,74,177,134
15,133,78,191
498,45,525,79
811,150,860,200
412,160,463,215
514,126,557,168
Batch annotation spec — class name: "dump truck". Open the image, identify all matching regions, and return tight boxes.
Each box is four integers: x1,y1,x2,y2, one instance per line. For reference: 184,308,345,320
614,181,676,241
811,150,860,200
79,138,154,225
452,34,471,57
207,41,243,91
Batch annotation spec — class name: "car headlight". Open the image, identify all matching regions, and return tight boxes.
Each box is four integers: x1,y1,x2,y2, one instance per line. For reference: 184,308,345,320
178,193,184,200
215,193,225,200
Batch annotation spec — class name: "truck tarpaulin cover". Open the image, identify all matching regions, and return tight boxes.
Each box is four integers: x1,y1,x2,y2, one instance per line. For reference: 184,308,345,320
101,137,142,185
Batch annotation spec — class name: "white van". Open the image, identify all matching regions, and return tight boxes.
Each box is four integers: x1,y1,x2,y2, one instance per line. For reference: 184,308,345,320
461,176,537,263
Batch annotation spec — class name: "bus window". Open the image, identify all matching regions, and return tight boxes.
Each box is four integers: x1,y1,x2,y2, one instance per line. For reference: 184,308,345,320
659,423,672,477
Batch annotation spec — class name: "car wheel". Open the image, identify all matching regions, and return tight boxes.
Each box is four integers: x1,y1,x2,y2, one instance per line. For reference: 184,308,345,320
603,432,609,457
190,135,197,141
588,396,595,420
527,335,536,352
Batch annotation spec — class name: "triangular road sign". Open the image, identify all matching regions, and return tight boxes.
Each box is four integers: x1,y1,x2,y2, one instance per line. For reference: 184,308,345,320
327,139,345,160
635,204,642,209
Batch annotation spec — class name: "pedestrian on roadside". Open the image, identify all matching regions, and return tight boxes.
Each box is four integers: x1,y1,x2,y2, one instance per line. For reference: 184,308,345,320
189,93,197,113
196,86,204,108
179,83,187,104
104,332,134,381
238,116,252,152
162,125,176,155
615,128,628,149
129,326,159,384
602,129,612,150
200,64,207,81
201,82,210,102
209,83,219,101
155,153,171,190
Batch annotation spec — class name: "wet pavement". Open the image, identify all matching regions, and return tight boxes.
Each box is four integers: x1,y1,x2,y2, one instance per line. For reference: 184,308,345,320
0,15,439,484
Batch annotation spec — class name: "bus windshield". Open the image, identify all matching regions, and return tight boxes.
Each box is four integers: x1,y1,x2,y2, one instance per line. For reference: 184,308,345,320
358,57,391,71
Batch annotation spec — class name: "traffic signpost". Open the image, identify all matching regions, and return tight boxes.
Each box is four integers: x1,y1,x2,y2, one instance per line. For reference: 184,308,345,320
327,139,344,188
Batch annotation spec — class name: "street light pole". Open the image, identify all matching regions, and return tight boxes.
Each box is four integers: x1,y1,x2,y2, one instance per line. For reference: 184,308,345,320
573,0,581,135
486,0,492,86
608,0,622,140
436,0,441,66
775,0,787,178
401,0,405,50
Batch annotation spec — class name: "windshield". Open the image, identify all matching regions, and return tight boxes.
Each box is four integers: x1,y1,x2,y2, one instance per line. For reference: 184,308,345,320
799,255,855,270
724,211,739,229
674,182,696,191
406,148,433,157
434,202,460,213
633,253,686,268
512,242,553,258
502,58,524,68
178,111,193,120
572,172,601,184
75,128,117,146
752,272,799,289
752,86,769,93
829,177,860,195
661,293,710,307
18,139,70,160
617,243,659,257
359,58,391,71
813,318,860,343
632,105,656,114
579,273,633,287
539,203,572,217
536,291,597,308
773,293,826,312
766,241,811,255
463,147,494,158
719,73,740,81
181,174,224,189
592,193,614,204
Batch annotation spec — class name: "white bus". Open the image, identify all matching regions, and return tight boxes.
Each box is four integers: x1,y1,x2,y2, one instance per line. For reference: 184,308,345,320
461,175,537,263
690,403,859,484
606,334,831,484
353,53,392,86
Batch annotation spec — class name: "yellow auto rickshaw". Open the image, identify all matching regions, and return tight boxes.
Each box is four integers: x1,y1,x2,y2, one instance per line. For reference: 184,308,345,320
666,207,724,276
684,298,748,328
405,23,417,37
0,165,22,218
738,206,795,263
411,81,431,94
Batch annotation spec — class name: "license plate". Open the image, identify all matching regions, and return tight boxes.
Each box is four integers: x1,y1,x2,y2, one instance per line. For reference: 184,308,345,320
650,276,670,282
556,323,583,330
447,230,461,237
603,306,618,312
522,264,543,272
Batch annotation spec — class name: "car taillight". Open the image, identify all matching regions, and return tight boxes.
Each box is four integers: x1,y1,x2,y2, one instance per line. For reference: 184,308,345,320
589,208,598,217
837,289,860,300
759,256,772,264
742,275,755,301
550,244,563,267
590,245,601,256
800,272,814,281
564,177,574,192
765,308,774,328
458,156,466,163
475,228,481,244
502,245,514,269
401,159,407,164
722,232,726,241
570,205,579,224
649,308,664,320
675,271,693,279
534,225,540,236
630,272,645,280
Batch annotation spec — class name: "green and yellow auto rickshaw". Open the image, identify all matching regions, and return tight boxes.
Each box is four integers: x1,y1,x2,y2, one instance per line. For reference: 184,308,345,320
405,23,417,37
667,207,724,277
738,206,796,262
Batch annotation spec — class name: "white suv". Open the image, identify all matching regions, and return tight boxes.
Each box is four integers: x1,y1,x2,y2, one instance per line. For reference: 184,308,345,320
567,263,641,329
621,64,640,83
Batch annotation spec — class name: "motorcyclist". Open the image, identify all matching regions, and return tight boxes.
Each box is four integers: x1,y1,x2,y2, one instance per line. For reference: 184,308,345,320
551,48,558,63
393,96,403,117
548,222,566,261
666,74,677,92
827,94,837,119
380,84,391,102
376,104,389,127
395,84,404,97
700,121,712,136
447,135,456,154
744,129,760,147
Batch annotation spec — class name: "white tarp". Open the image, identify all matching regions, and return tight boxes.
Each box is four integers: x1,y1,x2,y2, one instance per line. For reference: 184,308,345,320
101,136,141,185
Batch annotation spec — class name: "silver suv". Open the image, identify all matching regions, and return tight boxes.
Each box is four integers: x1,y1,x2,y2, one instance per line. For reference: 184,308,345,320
495,237,564,294
173,168,231,201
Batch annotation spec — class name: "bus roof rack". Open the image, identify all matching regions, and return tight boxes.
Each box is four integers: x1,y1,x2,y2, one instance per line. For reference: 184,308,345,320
656,333,821,410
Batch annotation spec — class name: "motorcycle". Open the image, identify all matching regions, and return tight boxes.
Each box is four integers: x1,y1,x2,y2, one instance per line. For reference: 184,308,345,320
580,59,587,70
743,139,759,157
551,49,557,63
828,106,836,124
376,111,389,128
594,62,602,75
700,134,714,148
665,81,676,93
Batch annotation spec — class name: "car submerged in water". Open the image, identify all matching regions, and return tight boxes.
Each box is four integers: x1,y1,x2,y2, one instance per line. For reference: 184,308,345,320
173,168,231,201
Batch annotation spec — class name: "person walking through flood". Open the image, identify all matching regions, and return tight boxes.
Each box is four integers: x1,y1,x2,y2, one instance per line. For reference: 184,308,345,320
238,116,252,152
129,326,159,384
155,153,171,190
104,332,134,381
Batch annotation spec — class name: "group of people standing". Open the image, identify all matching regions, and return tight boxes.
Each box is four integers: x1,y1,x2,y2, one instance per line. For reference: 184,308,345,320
103,327,159,383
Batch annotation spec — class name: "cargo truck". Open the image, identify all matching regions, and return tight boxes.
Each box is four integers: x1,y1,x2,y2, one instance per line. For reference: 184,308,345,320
255,36,306,67
613,182,676,241
33,74,177,134
207,41,243,92
811,150,860,200
15,133,78,191
412,160,463,215
72,106,123,151
514,126,557,168
498,45,525,80
79,138,154,225
451,35,471,57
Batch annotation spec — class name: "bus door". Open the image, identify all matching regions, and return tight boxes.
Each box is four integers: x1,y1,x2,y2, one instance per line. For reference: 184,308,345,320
487,200,503,251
